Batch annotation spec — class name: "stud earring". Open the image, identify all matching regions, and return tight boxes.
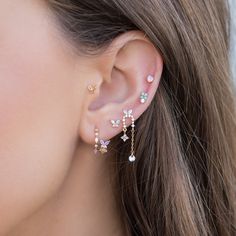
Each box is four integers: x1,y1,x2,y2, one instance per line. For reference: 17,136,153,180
140,92,148,104
110,119,121,128
121,109,136,162
87,84,96,94
147,75,154,83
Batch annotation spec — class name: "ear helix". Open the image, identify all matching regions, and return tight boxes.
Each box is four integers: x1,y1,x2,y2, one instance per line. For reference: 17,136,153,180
88,74,155,162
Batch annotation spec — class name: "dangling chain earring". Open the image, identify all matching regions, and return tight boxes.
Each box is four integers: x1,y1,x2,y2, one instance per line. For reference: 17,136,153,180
94,127,100,154
121,109,136,162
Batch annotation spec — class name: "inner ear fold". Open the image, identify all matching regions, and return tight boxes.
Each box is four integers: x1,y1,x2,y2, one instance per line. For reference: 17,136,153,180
88,67,129,110
78,30,163,145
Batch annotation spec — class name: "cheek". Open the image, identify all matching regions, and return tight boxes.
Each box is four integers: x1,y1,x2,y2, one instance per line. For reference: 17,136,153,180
0,3,81,233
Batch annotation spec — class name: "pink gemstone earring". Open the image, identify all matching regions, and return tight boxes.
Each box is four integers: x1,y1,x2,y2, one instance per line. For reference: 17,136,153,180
147,75,154,83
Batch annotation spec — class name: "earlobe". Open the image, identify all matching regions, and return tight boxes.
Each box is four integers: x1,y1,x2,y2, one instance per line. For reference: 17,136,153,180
78,31,163,161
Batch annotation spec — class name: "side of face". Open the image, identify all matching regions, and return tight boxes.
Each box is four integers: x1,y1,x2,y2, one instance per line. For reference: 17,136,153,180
0,0,163,234
0,1,87,233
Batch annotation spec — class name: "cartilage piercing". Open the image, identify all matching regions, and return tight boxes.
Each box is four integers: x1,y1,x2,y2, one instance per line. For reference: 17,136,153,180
140,92,148,104
146,75,154,83
87,84,96,94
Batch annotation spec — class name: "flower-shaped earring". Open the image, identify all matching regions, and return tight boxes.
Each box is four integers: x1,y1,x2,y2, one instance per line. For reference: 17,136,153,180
140,92,148,104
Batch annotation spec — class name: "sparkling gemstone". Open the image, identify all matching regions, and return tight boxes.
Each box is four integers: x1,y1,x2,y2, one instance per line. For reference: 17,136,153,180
129,155,136,162
121,134,129,142
147,75,154,83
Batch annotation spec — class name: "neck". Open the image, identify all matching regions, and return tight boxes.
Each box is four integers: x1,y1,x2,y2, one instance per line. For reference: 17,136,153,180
7,142,127,236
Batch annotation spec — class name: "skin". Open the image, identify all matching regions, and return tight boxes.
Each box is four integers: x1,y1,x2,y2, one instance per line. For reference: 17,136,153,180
0,1,163,235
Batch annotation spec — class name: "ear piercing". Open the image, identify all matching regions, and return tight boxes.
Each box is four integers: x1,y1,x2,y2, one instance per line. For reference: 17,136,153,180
140,92,148,104
99,139,110,154
110,119,121,128
94,110,136,162
93,73,154,160
147,74,154,83
121,109,136,162
121,109,132,142
94,127,100,154
139,74,153,103
94,127,110,154
87,84,96,94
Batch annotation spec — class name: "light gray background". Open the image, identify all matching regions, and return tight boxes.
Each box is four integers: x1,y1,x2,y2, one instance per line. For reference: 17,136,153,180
229,0,236,79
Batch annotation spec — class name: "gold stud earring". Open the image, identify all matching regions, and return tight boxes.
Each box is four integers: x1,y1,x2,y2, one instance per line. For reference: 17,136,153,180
87,84,96,94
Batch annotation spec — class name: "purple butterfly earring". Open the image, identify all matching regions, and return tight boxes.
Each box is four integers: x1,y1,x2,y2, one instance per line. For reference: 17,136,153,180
94,127,110,155
99,139,110,154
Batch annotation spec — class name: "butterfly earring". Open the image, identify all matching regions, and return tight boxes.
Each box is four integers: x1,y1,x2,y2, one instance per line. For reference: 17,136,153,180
99,139,110,154
94,127,110,155
110,119,121,128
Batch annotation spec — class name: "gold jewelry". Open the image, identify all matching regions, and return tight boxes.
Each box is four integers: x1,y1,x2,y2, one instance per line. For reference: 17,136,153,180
94,127,110,155
121,109,136,162
87,84,96,94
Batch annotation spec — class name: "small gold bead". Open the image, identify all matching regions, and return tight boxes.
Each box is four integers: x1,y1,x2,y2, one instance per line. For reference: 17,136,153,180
87,84,96,94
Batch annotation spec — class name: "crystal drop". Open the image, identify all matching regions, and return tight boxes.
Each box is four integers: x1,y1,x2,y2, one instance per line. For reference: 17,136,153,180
121,134,129,142
129,155,136,162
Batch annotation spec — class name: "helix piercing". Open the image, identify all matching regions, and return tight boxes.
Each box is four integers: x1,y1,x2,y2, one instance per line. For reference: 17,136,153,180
146,74,154,83
140,92,148,104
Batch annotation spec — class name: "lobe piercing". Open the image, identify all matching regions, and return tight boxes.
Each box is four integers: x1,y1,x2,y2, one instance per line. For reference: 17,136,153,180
147,75,154,83
94,127,99,154
110,119,121,128
121,109,136,162
94,127,110,154
140,92,148,104
99,140,110,154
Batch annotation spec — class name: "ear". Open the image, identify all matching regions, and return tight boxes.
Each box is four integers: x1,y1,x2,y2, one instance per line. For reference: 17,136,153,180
78,30,163,144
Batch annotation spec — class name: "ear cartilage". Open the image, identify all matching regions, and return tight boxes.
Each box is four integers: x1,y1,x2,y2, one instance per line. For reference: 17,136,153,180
121,109,136,162
147,75,154,83
140,92,148,104
87,84,96,94
110,119,121,128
